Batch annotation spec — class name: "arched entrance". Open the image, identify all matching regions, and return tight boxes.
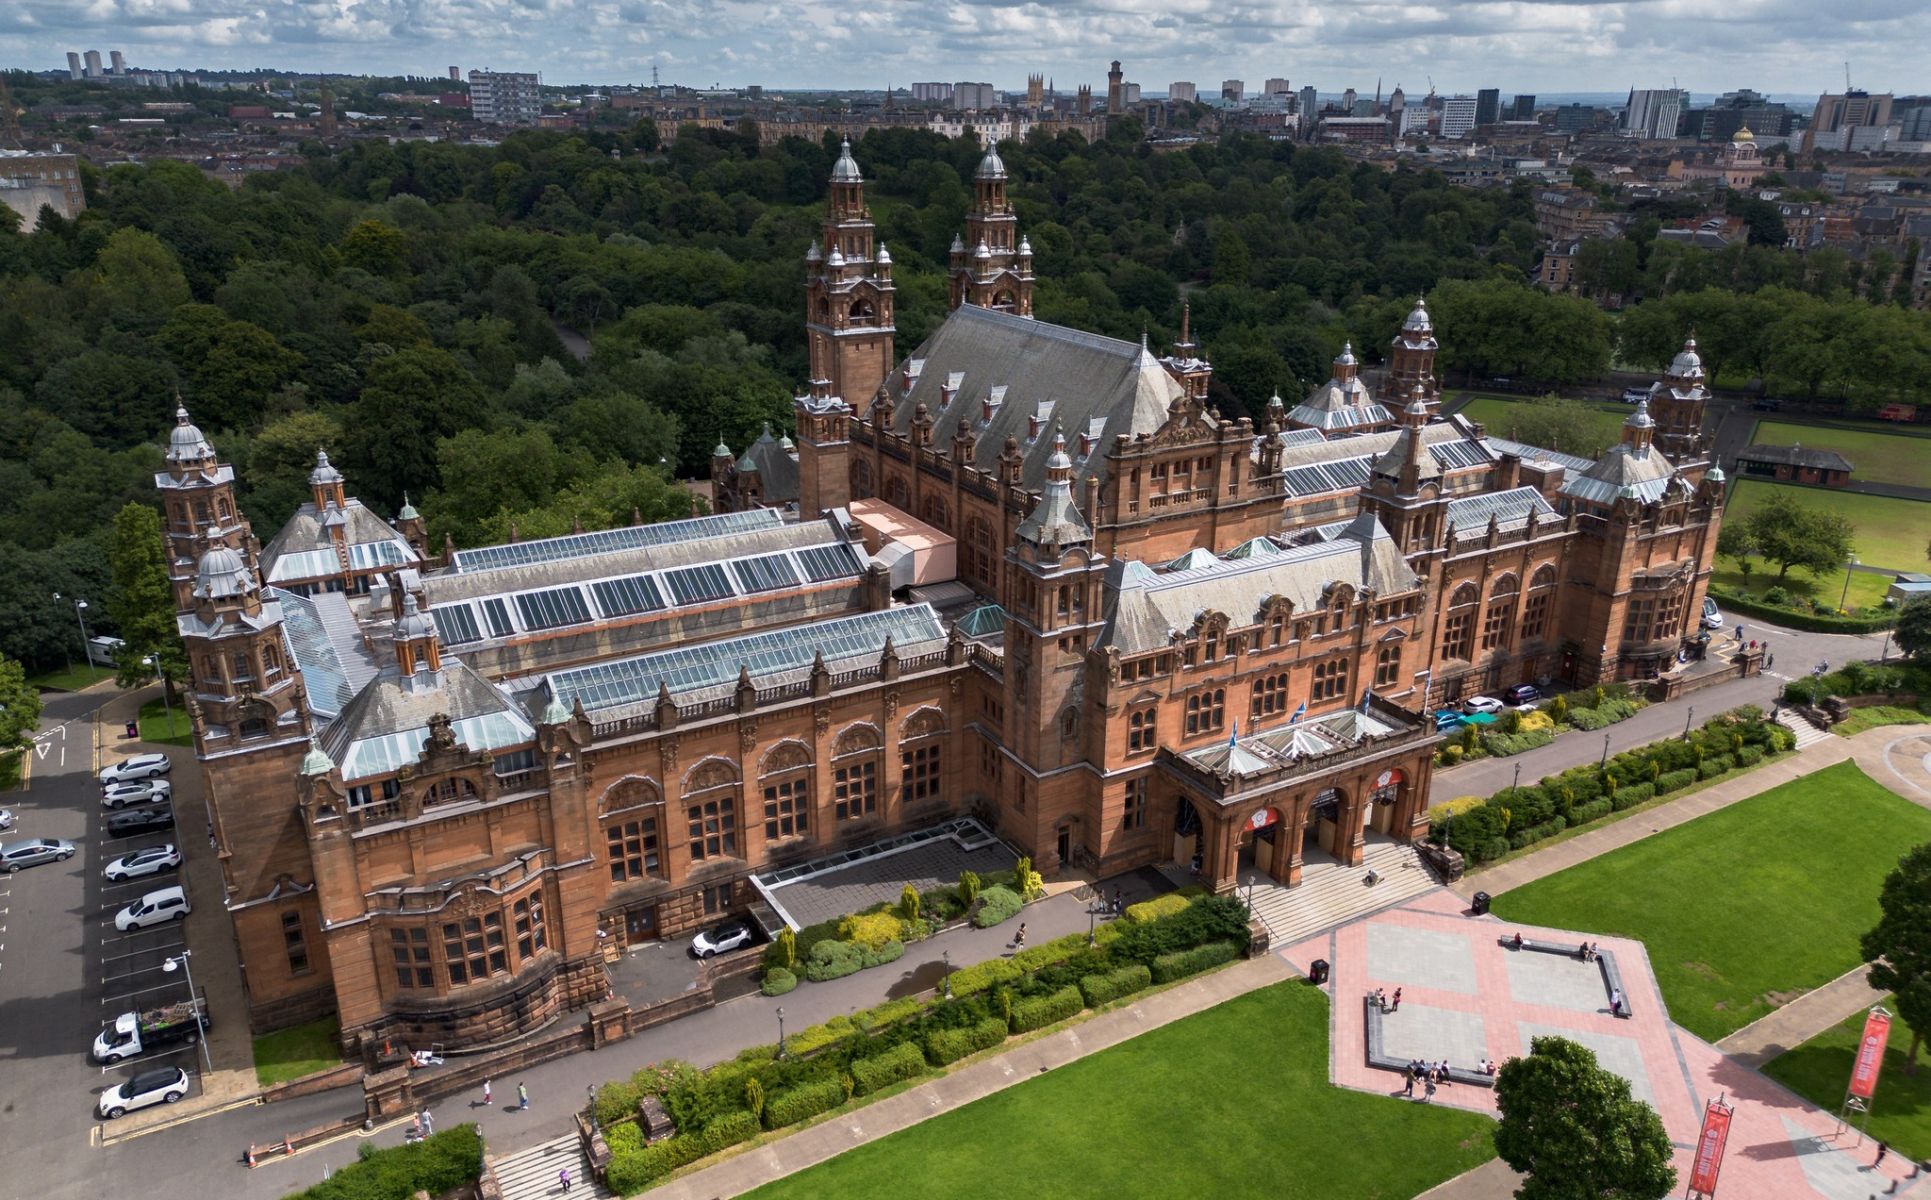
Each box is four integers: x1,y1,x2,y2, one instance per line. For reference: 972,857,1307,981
1366,769,1405,834
1308,787,1344,857
1238,805,1284,879
1173,796,1202,874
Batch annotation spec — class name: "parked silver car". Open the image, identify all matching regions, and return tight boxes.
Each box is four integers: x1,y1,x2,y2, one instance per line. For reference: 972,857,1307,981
1,838,76,872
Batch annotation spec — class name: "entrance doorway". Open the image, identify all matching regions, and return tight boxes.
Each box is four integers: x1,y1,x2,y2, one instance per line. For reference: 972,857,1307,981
1173,796,1202,874
1238,806,1284,879
1056,825,1072,867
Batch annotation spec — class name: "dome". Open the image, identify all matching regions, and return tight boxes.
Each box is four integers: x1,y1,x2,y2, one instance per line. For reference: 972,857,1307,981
1625,397,1655,429
974,240,991,260
195,544,254,599
975,145,1007,180
779,434,796,451
1337,341,1357,366
1403,294,1432,332
713,440,733,458
1018,236,1032,256
393,591,436,642
309,447,344,487
167,406,215,463
1735,125,1755,142
830,138,862,183
1045,431,1072,472
1267,391,1285,411
1669,337,1704,379
1705,464,1726,484
826,246,846,268
300,739,335,777
1405,385,1430,415
805,241,822,263
397,492,420,521
875,242,892,265
950,234,965,253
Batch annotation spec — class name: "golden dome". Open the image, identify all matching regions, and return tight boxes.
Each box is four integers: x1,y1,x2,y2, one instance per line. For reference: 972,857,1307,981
1735,125,1755,142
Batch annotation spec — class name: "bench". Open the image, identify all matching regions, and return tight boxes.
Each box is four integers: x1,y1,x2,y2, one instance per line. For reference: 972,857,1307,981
1497,936,1633,1019
1363,997,1497,1088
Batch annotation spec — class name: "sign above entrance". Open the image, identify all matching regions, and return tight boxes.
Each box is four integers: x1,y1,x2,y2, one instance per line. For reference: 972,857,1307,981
1375,768,1405,789
1247,807,1280,831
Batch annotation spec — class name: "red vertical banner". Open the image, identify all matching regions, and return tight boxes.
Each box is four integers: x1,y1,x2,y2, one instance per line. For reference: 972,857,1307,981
1849,1008,1892,1100
1688,1098,1733,1195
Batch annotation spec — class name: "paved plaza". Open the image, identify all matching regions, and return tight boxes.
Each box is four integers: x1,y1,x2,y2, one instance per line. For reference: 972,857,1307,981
1286,889,1920,1200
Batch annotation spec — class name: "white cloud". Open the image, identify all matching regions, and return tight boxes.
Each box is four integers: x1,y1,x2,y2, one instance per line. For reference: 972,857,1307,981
1,0,1921,96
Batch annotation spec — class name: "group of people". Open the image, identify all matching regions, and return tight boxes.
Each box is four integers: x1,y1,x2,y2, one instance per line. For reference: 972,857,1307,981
1399,1056,1498,1100
1372,987,1403,1013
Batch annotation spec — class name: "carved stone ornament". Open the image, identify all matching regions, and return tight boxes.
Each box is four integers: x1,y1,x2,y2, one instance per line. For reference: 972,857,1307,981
950,674,964,697
660,735,680,774
814,705,831,736
426,712,458,752
738,719,759,753
453,886,489,917
883,690,899,719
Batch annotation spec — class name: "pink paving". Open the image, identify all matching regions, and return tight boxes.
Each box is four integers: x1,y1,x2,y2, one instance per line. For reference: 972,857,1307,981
1282,898,1921,1199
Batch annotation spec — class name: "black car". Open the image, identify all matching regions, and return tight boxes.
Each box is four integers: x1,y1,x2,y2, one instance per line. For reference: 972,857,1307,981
107,807,175,837
1505,684,1541,706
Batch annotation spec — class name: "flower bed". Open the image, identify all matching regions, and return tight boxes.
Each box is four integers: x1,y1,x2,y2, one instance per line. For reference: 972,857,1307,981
1431,706,1792,865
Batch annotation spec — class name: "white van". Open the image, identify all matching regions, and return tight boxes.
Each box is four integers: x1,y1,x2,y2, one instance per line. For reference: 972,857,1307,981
87,635,127,666
114,885,190,931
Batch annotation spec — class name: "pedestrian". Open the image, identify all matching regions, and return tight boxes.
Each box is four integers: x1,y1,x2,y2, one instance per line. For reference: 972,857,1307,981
559,1166,573,1193
1767,652,1774,668
517,1081,530,1111
1735,624,1744,642
1424,1077,1436,1101
408,1114,422,1142
1012,922,1027,950
1402,1068,1415,1098
1112,888,1123,915
1875,1141,1889,1168
1391,987,1402,1012
482,1079,492,1107
420,1107,433,1137
1610,988,1624,1017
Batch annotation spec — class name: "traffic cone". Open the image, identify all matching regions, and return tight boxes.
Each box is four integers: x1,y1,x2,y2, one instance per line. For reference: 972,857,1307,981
245,1144,257,1169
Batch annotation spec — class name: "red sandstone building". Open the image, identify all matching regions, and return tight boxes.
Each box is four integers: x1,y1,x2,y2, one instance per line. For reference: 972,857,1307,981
176,142,1725,1051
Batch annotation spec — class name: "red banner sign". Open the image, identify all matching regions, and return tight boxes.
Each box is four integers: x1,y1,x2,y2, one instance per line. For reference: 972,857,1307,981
1247,807,1280,831
1687,1099,1733,1195
1849,1009,1892,1100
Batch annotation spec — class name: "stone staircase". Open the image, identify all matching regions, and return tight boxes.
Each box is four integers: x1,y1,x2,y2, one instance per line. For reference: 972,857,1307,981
489,1133,606,1200
1240,838,1440,949
1775,709,1833,752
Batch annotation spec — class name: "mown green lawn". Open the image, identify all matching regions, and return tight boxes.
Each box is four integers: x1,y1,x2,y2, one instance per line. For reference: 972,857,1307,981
252,1017,343,1087
1764,998,1931,1159
28,663,115,692
1490,762,1931,1042
1752,420,1931,490
743,982,1496,1200
1457,395,1629,457
1726,480,1930,575
138,698,193,747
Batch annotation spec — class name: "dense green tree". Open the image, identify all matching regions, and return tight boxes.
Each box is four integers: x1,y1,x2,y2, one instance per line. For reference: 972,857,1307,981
82,227,193,331
1728,490,1856,583
1862,842,1931,1073
1494,1036,1676,1200
344,347,488,509
105,504,186,690
0,656,42,752
1895,596,1931,664
1481,394,1617,458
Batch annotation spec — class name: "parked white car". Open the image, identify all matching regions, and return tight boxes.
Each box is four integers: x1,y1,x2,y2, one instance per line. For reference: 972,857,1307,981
690,919,755,958
0,807,13,831
1461,695,1504,716
114,885,190,931
104,845,182,882
99,754,171,785
102,780,172,809
97,1065,189,1119
1703,597,1725,630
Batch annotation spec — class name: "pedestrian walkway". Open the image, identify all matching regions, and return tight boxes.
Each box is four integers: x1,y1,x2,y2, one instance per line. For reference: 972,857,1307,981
491,1133,607,1200
1716,964,1887,1070
641,956,1296,1200
1776,708,1833,751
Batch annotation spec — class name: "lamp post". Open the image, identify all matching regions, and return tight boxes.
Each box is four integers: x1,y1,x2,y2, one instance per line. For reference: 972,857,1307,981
1601,733,1611,767
1682,705,1695,741
51,591,71,674
73,597,93,671
1511,762,1521,793
776,1006,786,1058
1838,556,1858,613
942,950,952,999
161,950,215,1075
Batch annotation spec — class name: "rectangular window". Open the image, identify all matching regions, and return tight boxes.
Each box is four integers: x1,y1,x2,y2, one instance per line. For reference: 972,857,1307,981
590,574,666,617
687,796,737,860
1522,591,1552,642
664,563,734,606
1622,598,1656,643
702,883,732,916
902,743,941,804
1251,674,1288,720
835,760,878,820
1122,776,1147,831
1441,610,1475,661
731,552,802,594
442,912,505,985
763,778,808,840
391,927,431,989
1312,657,1350,701
282,910,310,977
1481,602,1512,652
1184,688,1226,736
797,543,863,582
1375,645,1401,688
607,817,661,881
432,604,483,646
1127,707,1157,753
479,597,515,638
514,895,547,959
513,586,593,631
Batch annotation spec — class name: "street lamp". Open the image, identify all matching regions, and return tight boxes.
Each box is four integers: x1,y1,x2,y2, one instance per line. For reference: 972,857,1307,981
776,1006,786,1058
1682,705,1695,741
72,597,93,669
162,950,215,1075
1601,733,1611,767
1838,556,1859,613
1511,762,1521,793
942,951,952,999
51,591,72,674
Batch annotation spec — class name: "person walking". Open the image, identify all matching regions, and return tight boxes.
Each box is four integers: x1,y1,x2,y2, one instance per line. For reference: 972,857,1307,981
1874,1141,1889,1169
1423,1076,1436,1102
1391,987,1402,1012
420,1107,433,1137
517,1082,530,1111
559,1166,573,1193
1012,923,1027,950
1401,1067,1415,1098
482,1079,492,1107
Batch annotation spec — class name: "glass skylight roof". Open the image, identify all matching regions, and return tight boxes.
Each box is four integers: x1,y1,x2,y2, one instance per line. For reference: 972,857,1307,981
546,605,945,714
449,508,782,574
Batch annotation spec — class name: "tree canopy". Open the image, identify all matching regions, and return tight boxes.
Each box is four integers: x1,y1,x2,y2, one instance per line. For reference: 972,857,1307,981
1716,490,1856,584
1863,842,1931,1073
1494,1035,1676,1200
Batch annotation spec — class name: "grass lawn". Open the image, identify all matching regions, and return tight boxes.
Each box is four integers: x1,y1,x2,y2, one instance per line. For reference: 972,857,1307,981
1834,705,1931,737
1457,395,1629,456
1752,420,1931,490
743,982,1496,1200
29,662,115,692
252,1017,343,1087
1490,762,1931,1042
138,698,193,747
1727,480,1931,575
1763,998,1931,1159
1710,564,1892,615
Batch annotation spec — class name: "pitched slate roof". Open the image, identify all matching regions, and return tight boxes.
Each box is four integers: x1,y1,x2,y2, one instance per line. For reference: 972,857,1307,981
260,499,417,585
1734,444,1854,473
319,659,534,781
739,425,802,503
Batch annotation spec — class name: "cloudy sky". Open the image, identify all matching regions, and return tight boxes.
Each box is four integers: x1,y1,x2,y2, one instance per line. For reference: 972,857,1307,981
2,0,1918,97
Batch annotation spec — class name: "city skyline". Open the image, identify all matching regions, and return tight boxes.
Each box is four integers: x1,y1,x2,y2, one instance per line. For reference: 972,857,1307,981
2,0,1921,96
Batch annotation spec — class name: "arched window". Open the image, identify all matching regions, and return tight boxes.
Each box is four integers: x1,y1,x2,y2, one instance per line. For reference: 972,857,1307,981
1184,688,1226,736
849,298,876,326
1127,706,1157,753
1522,565,1558,642
238,717,269,739
921,495,950,531
760,741,811,844
992,290,1016,311
833,725,882,822
1481,575,1519,653
851,459,874,500
1251,673,1289,720
963,516,994,589
1440,582,1479,661
884,474,910,509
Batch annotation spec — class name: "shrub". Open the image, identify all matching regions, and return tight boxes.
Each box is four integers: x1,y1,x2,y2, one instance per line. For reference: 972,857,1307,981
763,1077,846,1129
1611,783,1654,810
1550,694,1568,722
1656,769,1698,794
948,956,1022,998
1124,893,1191,923
785,1014,856,1058
1151,940,1240,984
760,967,798,997
958,869,981,907
855,995,930,1033
898,884,921,922
1762,585,1791,606
1479,837,1511,862
290,1125,484,1200
1482,727,1556,758
1009,984,1084,1033
1737,745,1763,767
1566,706,1610,730
1426,795,1486,824
1435,801,1506,855
972,885,1024,927
1700,754,1736,779
1570,797,1613,825
1012,932,1090,973
1079,962,1154,1007
605,1121,644,1157
850,1041,928,1095
593,1081,642,1129
1519,709,1556,732
1108,896,1250,965
839,911,904,952
803,939,864,982
605,1151,655,1195
926,1015,1010,1066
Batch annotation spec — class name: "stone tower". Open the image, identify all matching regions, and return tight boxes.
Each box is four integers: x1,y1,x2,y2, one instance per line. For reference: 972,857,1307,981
1107,60,1124,114
947,145,1034,315
1387,294,1439,413
803,139,896,409
1650,335,1708,461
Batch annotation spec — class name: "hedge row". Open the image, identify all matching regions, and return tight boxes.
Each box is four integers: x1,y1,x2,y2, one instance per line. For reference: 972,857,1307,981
1009,984,1084,1034
850,1041,928,1095
286,1125,483,1200
1707,585,1897,633
606,1111,761,1194
1124,893,1190,923
971,885,1024,928
926,1016,1010,1066
1151,941,1240,984
762,1078,846,1129
803,937,904,982
1078,962,1153,1008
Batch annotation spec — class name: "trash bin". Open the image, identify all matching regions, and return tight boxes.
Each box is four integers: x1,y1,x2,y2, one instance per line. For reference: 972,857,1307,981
1309,958,1330,985
1472,891,1492,916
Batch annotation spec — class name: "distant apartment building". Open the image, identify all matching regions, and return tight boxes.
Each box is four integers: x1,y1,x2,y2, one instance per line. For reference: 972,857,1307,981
1804,90,1895,153
1440,96,1479,139
66,52,82,80
1700,89,1793,141
83,50,103,79
1475,88,1500,127
1122,83,1142,106
1221,79,1244,103
1319,116,1391,144
469,70,542,126
1623,88,1686,139
951,82,998,111
1533,186,1621,241
0,152,87,228
1512,94,1536,121
449,66,461,82
110,50,126,75
1299,85,1318,123
1168,81,1197,104
1264,78,1291,96
911,82,954,104
1399,105,1429,137
1554,104,1603,135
